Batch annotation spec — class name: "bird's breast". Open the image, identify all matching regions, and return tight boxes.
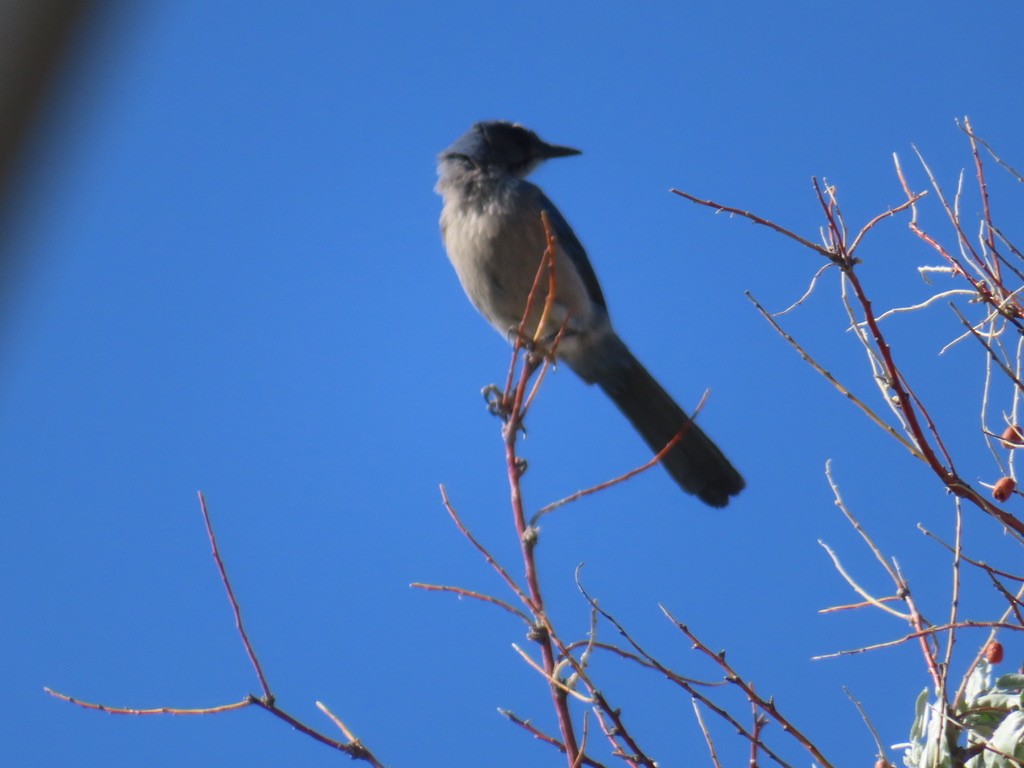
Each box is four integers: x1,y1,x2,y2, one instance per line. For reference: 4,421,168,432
440,193,550,333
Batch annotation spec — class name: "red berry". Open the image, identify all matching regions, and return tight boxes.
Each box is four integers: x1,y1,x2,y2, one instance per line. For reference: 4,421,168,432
1002,425,1024,448
985,641,1005,664
993,476,1016,502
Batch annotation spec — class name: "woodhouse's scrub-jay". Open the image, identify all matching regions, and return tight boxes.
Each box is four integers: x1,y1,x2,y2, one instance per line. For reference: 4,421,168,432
436,121,743,507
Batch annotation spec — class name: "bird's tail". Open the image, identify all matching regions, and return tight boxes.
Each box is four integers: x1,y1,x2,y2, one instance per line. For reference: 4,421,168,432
593,344,744,507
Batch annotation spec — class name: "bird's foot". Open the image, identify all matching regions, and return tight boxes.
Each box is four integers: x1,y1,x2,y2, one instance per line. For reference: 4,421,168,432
482,383,511,419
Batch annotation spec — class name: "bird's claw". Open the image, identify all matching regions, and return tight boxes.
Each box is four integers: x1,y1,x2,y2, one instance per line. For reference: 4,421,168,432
482,384,511,419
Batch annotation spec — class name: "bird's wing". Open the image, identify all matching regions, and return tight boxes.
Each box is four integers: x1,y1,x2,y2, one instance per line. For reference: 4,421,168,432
530,187,609,312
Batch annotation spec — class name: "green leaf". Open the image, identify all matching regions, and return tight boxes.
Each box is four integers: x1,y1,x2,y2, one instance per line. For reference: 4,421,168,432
971,693,1024,712
994,675,1024,692
982,710,1024,766
910,687,930,741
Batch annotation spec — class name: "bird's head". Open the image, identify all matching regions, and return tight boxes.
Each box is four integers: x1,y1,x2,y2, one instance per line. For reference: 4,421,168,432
440,121,581,179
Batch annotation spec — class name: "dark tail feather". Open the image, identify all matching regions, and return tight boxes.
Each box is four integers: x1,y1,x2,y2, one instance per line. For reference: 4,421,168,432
596,348,744,507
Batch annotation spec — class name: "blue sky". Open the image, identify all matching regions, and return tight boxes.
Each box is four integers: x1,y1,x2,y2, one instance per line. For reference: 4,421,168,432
5,2,1024,766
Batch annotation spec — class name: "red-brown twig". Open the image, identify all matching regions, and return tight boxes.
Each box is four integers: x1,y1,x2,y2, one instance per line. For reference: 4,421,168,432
822,463,944,688
197,491,272,700
958,118,1024,183
497,214,584,766
880,169,1024,533
917,525,1024,582
953,602,1024,712
985,574,1024,626
670,188,832,257
811,177,947,466
409,582,532,624
498,709,608,768
663,606,837,768
437,484,532,610
532,391,709,523
573,572,801,766
248,697,383,761
812,620,1024,660
686,168,1024,535
962,116,1000,291
847,192,927,256
503,355,581,763
747,292,923,458
681,123,1024,766
561,638,723,688
951,304,1024,393
899,146,1024,329
431,212,668,767
749,699,768,768
518,216,661,766
687,690,796,768
46,494,388,767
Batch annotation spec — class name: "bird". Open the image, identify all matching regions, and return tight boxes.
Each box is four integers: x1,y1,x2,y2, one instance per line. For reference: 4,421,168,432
435,121,744,507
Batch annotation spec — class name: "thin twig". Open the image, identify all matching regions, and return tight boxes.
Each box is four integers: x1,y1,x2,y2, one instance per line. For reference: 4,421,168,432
198,491,272,700
847,191,927,256
747,292,923,458
43,689,251,715
499,234,588,766
670,188,833,258
316,700,359,744
247,698,385,764
532,391,709,523
410,582,531,624
813,620,1024,661
691,700,723,768
958,118,1024,183
825,462,902,584
867,289,975,324
953,579,1024,709
818,540,910,620
662,606,836,768
510,644,594,704
499,710,608,768
773,262,833,316
937,499,965,729
917,524,1024,581
47,493,390,767
842,687,887,762
819,595,904,614
438,484,532,611
951,303,1024,392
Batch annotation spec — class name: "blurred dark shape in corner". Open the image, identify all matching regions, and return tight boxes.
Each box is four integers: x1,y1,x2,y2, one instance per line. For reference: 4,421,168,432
0,0,95,333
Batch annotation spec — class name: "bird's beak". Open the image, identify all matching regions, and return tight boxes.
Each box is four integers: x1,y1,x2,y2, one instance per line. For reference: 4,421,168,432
540,142,582,159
